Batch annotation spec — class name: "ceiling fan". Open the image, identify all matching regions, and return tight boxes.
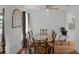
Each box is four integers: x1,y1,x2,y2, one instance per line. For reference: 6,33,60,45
44,5,59,12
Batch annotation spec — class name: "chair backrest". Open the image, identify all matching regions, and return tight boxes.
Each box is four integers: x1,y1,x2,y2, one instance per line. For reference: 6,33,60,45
40,29,47,35
32,37,49,54
51,30,57,41
28,30,33,38
60,27,67,36
51,30,57,54
60,27,65,31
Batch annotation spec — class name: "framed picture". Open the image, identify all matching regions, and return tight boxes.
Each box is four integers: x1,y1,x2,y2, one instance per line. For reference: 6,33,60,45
68,17,75,30
12,9,22,28
68,23,75,30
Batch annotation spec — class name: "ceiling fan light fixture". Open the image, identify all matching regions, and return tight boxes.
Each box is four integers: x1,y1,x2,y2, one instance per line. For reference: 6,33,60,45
45,5,50,12
46,8,50,12
44,5,59,12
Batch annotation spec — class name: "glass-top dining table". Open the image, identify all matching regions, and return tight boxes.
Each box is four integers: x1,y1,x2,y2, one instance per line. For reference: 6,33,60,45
27,33,54,54
33,33,52,41
27,33,53,47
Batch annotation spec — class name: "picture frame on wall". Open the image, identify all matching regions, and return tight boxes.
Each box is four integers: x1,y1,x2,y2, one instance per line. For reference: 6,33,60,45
68,23,75,30
12,9,22,28
68,17,75,30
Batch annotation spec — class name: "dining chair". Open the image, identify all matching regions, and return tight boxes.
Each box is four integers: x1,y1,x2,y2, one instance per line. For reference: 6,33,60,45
48,30,57,54
60,27,67,41
28,30,33,39
18,37,32,54
22,38,27,48
27,37,34,54
51,30,57,42
17,48,27,54
40,29,47,35
32,37,50,54
59,27,69,45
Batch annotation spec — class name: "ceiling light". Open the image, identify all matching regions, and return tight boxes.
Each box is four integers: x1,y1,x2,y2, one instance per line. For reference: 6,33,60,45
46,8,50,12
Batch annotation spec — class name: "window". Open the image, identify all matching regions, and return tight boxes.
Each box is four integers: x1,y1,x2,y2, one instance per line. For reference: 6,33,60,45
0,13,3,43
0,14,3,34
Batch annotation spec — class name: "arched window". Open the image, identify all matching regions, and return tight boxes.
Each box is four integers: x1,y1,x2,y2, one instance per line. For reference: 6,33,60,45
12,9,22,28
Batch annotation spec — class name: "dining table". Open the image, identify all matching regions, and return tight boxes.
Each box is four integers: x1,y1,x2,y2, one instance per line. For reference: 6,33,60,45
32,33,52,42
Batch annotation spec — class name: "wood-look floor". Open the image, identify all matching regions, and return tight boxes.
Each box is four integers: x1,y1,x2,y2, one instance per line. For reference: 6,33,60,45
17,40,78,54
48,40,75,54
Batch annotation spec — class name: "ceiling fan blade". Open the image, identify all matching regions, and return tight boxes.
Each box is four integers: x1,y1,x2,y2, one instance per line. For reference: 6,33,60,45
49,8,59,10
51,8,59,9
45,5,59,10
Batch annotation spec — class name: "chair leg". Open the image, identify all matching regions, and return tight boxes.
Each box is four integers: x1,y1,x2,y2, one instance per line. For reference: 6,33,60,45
68,40,70,45
50,47,54,54
48,47,51,54
60,40,62,45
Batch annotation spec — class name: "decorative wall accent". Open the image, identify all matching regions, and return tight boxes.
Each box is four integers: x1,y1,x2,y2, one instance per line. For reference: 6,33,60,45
68,16,75,30
12,9,22,28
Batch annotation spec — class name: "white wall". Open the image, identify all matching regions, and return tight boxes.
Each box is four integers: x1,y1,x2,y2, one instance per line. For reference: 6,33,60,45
66,14,75,41
66,6,76,41
28,9,66,39
66,6,79,53
4,5,27,53
75,6,79,53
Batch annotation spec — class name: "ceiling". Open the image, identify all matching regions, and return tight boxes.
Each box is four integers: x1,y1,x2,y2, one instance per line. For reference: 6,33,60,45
25,5,73,10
